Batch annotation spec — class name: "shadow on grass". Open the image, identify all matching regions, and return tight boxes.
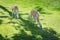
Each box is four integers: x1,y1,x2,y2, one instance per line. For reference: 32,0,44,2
39,28,60,40
12,30,39,40
0,34,5,40
54,7,60,11
12,28,60,40
35,6,42,12
0,34,10,40
35,6,52,15
0,5,12,17
0,19,3,24
0,12,5,14
19,13,29,15
0,16,8,18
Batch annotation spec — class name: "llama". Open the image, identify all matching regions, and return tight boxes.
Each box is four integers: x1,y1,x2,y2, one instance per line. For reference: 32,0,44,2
31,9,42,29
11,5,19,18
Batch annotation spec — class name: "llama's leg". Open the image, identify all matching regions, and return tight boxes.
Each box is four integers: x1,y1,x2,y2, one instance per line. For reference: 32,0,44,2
13,10,16,18
12,10,14,18
16,13,19,18
37,18,42,29
15,10,19,18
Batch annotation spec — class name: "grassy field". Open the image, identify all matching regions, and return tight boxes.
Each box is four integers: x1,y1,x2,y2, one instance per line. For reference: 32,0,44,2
0,0,60,40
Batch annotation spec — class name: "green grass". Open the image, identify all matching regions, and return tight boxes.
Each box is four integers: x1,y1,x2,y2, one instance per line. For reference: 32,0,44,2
0,0,60,40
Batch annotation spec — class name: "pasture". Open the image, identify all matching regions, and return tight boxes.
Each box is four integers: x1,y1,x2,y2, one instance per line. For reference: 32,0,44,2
0,0,60,40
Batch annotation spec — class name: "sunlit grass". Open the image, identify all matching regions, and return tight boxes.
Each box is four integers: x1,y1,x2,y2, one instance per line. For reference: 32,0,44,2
0,24,19,37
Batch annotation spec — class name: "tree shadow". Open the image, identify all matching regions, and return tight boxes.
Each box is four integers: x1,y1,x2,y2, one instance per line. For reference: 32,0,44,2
0,12,5,14
0,34,5,40
35,6,52,15
0,19,3,25
39,28,60,40
0,34,10,40
35,6,42,12
12,30,38,40
0,16,8,18
54,7,60,11
19,13,28,15
12,28,60,40
0,5,12,17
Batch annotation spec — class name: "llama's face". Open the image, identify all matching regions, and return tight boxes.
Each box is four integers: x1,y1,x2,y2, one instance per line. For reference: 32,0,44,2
12,5,18,11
